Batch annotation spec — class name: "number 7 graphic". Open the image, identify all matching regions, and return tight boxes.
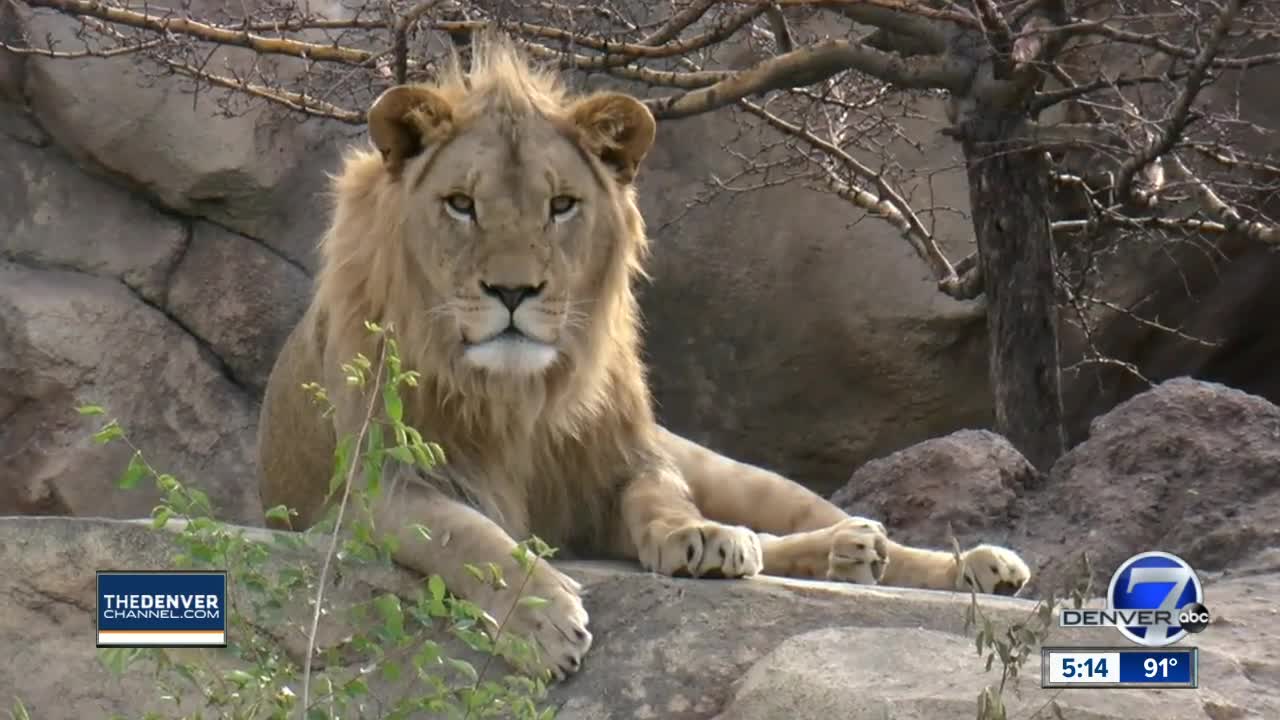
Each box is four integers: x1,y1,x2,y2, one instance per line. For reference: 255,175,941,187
1125,566,1194,641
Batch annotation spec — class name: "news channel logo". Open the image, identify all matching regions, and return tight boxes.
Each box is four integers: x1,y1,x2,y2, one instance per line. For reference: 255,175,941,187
96,570,227,648
1060,551,1211,647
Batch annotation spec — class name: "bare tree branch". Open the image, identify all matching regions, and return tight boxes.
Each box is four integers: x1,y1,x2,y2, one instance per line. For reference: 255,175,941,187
645,38,970,119
1112,0,1244,202
22,0,377,64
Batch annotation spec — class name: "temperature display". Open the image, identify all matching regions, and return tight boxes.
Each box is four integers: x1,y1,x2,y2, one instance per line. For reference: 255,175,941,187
1041,646,1198,688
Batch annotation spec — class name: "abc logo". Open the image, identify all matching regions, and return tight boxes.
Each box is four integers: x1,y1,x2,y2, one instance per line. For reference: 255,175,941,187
1109,551,1209,647
1179,602,1211,634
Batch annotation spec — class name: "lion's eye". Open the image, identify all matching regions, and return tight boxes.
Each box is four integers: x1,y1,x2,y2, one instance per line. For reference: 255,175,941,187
549,195,579,222
444,193,476,221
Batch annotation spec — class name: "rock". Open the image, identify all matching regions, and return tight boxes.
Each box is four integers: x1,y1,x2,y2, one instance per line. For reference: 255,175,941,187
639,104,994,496
0,263,261,523
0,133,186,304
830,429,1037,550
1020,378,1280,595
13,1,358,269
166,221,311,393
0,516,1275,719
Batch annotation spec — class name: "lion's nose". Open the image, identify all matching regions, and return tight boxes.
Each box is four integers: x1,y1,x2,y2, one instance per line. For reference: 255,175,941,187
992,580,1022,596
480,282,544,312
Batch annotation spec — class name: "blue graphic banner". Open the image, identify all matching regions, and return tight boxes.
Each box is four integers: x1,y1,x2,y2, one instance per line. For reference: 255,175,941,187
96,571,227,647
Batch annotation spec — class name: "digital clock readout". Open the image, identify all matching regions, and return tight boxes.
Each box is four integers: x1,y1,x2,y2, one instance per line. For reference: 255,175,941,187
1041,646,1198,688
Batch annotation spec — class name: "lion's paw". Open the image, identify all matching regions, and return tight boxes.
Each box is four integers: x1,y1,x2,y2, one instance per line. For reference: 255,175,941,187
640,521,763,579
490,564,592,681
959,544,1031,596
825,516,890,584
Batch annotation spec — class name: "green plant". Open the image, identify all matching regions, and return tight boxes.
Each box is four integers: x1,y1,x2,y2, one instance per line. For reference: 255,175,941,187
71,321,559,720
956,536,1095,720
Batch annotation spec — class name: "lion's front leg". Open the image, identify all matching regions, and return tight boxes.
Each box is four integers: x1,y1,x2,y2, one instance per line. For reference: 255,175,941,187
371,478,592,680
881,542,1032,596
758,517,891,584
659,427,1032,593
620,463,763,579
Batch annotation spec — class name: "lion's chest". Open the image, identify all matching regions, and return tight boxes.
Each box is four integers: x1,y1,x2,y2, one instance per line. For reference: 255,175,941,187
432,431,628,556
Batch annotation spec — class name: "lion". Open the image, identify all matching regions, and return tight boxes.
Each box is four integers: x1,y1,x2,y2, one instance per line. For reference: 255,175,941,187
257,35,1031,681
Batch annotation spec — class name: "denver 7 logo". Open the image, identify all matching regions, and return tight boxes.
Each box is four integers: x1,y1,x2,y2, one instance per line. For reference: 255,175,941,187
1109,552,1206,647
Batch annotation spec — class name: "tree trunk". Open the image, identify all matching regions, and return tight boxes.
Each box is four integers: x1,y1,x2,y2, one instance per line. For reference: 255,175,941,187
959,108,1066,472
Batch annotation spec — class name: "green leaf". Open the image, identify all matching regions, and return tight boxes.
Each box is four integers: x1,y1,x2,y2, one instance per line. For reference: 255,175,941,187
363,456,382,496
92,420,124,445
76,404,105,417
151,506,172,530
330,435,355,496
383,384,404,423
373,593,404,633
413,640,441,669
342,677,370,698
446,657,478,682
156,473,179,493
10,697,31,720
410,443,433,469
98,647,138,675
428,574,446,603
264,505,293,524
386,445,415,464
117,451,148,490
518,596,549,610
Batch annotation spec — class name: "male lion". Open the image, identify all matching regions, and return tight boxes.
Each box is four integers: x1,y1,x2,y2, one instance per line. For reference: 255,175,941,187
257,36,1030,680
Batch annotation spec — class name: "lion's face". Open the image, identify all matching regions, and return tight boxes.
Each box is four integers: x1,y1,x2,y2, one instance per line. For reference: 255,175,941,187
362,73,656,378
403,113,615,375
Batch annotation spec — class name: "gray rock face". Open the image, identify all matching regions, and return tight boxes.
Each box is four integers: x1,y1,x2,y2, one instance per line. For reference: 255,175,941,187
166,221,311,393
0,131,187,304
1020,378,1280,595
638,106,994,495
830,429,1037,550
0,264,261,523
15,4,353,268
1,516,1274,719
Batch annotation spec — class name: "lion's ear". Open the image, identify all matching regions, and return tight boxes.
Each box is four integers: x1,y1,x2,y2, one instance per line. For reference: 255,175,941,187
568,93,656,184
367,85,454,177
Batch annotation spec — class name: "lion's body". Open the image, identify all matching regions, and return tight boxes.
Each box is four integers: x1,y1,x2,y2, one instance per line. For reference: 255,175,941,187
257,35,1030,680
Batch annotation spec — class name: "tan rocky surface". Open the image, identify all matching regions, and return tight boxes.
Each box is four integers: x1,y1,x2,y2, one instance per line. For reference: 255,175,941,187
1,516,1274,719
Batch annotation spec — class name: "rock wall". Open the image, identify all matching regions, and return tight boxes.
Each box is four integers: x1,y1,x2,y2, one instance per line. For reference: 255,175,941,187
2,516,1275,719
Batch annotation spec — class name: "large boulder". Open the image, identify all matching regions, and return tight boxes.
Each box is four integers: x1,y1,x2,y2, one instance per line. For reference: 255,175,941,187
1022,378,1280,595
1,516,1273,719
829,429,1037,551
166,221,311,393
6,0,361,269
0,263,261,523
0,126,186,304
